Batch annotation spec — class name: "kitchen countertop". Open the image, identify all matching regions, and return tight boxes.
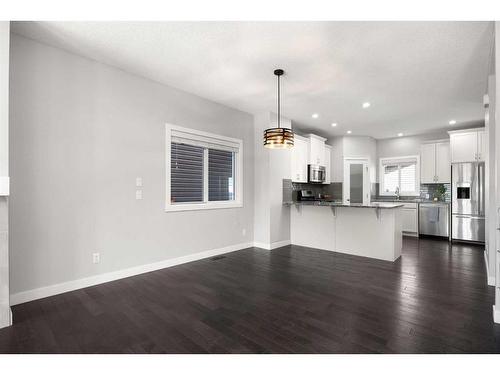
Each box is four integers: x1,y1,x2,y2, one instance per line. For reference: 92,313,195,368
284,201,404,209
372,198,450,205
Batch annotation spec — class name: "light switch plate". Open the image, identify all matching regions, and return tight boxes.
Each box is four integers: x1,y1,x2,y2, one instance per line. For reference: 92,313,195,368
136,190,143,200
136,177,143,187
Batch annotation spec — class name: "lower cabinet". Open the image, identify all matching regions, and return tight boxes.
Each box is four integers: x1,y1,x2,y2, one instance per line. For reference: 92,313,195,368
401,206,418,236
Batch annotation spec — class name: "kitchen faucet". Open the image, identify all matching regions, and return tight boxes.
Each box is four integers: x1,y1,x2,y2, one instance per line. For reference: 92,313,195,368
395,186,400,200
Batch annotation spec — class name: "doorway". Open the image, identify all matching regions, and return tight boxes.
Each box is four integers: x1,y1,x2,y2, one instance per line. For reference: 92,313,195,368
343,158,370,205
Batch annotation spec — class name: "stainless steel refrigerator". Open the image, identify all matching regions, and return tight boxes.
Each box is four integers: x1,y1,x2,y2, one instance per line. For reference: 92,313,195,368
451,162,485,243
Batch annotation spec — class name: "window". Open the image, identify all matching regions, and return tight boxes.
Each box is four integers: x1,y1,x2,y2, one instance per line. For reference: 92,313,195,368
166,124,243,211
379,156,420,196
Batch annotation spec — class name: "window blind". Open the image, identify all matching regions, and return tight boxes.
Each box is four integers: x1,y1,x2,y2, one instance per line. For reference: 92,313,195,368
383,165,399,193
400,163,416,192
171,129,239,153
381,158,418,194
208,149,235,201
171,142,204,203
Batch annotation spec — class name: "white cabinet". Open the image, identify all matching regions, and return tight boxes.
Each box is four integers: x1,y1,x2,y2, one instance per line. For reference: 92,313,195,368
291,134,330,183
435,142,451,183
402,207,418,235
307,134,327,166
477,129,487,162
449,128,487,163
324,146,331,184
420,143,436,183
420,141,450,183
291,136,308,183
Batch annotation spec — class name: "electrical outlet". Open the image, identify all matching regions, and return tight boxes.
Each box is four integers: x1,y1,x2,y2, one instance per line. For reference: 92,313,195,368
136,190,143,200
92,252,100,264
136,177,143,187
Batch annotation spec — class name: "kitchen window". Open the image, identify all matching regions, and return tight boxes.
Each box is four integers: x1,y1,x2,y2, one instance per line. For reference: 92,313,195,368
165,124,243,211
379,156,420,196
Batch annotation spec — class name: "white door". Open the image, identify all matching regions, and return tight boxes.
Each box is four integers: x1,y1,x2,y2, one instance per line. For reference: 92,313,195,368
477,129,487,162
420,143,436,183
435,142,451,183
343,159,370,205
450,132,478,163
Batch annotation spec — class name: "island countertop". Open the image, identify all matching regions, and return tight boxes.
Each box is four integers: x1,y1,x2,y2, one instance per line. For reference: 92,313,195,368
284,201,405,209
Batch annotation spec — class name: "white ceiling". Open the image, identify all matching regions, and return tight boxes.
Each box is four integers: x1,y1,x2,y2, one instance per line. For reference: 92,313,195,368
12,21,494,139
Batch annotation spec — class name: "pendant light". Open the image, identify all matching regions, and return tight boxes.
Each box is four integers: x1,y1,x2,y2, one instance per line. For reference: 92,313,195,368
263,69,294,149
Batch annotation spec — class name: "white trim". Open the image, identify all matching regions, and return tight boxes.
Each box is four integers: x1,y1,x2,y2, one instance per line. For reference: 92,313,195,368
10,241,253,306
0,306,11,329
494,305,500,324
165,123,243,212
484,250,496,286
253,240,291,250
447,127,484,136
306,134,327,142
0,176,8,196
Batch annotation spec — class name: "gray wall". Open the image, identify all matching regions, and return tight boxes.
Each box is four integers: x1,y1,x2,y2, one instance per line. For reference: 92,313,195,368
9,34,255,295
253,112,291,247
0,22,9,328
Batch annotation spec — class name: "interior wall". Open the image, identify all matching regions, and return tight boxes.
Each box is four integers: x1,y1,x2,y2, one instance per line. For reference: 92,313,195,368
9,34,255,296
0,22,10,328
253,112,291,247
494,22,500,322
486,74,496,286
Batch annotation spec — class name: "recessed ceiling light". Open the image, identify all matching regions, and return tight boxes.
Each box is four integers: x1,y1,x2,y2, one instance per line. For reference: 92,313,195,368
362,102,371,109
398,133,403,137
449,120,457,125
331,123,337,127
312,113,319,119
347,130,352,134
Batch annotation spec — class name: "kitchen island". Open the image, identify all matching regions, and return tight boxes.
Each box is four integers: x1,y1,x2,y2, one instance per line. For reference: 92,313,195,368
288,201,404,262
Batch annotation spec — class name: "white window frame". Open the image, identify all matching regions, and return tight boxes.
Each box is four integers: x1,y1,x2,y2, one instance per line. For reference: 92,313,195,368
379,155,420,196
165,123,243,212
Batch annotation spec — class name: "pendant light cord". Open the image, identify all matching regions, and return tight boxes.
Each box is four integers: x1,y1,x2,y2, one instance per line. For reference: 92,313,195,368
277,73,280,129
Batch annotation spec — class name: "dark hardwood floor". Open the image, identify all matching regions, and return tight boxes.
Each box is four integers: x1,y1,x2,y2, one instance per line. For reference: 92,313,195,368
0,237,499,353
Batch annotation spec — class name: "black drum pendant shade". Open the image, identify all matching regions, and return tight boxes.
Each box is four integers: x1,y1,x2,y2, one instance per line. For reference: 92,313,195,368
263,69,294,149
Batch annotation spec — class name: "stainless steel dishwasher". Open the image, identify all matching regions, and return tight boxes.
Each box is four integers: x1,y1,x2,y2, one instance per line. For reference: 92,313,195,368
419,203,450,238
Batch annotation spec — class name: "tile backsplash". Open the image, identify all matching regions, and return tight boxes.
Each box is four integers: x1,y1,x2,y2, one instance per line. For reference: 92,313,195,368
420,183,451,202
371,182,451,202
283,180,343,202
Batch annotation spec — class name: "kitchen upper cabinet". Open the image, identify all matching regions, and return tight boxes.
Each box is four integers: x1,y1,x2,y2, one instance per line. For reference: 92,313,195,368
477,129,487,162
435,142,451,182
324,146,332,184
291,135,308,183
449,128,487,163
420,141,450,183
420,143,436,183
307,134,327,166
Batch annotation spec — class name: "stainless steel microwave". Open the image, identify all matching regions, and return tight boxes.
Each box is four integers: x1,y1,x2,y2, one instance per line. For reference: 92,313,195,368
308,164,326,183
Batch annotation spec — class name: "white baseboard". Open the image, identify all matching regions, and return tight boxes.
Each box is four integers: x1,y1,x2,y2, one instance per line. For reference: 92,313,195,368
10,241,253,306
494,305,500,324
484,250,496,286
0,306,11,329
253,240,291,250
